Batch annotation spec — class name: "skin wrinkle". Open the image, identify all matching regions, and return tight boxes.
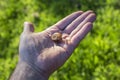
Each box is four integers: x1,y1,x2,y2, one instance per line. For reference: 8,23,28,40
63,11,93,34
19,35,43,75
33,33,53,51
30,35,55,75
31,34,59,75
34,33,68,75
10,62,47,80
54,11,83,30
10,10,96,80
44,47,65,72
69,13,96,38
71,23,93,47
36,49,54,75
23,45,47,78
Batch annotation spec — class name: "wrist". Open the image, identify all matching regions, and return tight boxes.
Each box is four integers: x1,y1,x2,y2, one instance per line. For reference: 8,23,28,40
10,61,48,80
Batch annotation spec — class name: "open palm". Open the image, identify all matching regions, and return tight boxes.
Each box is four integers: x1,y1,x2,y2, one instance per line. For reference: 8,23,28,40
19,10,96,77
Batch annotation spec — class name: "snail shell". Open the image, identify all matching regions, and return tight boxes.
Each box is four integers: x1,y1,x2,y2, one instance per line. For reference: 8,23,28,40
51,32,62,41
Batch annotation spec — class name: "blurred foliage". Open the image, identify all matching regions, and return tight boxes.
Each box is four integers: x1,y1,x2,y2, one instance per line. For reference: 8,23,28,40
0,0,120,80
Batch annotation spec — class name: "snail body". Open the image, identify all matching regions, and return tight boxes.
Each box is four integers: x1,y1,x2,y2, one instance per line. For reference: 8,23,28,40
51,32,62,41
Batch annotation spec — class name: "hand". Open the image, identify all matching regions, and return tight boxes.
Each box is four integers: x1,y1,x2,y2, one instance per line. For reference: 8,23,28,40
19,10,96,78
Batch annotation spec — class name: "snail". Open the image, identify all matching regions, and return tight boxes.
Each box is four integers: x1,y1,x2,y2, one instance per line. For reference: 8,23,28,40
51,32,62,42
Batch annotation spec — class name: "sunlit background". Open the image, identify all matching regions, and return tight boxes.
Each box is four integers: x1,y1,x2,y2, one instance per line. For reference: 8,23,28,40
0,0,120,80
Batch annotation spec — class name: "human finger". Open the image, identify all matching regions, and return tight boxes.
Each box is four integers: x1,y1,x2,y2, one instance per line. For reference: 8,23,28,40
69,13,96,38
51,11,83,30
70,22,93,47
23,22,34,34
63,10,93,34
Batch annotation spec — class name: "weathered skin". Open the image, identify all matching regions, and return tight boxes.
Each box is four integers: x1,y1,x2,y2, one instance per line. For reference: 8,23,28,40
10,10,96,80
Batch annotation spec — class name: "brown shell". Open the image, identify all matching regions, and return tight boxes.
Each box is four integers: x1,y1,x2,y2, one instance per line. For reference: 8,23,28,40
51,32,62,41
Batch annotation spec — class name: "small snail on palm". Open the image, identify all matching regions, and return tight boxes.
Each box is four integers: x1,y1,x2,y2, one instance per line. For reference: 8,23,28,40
51,32,62,42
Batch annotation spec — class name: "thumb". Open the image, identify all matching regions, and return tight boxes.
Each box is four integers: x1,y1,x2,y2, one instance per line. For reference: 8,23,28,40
23,22,34,33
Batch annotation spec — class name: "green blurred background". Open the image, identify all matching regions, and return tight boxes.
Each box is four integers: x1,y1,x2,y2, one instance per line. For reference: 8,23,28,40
0,0,120,80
